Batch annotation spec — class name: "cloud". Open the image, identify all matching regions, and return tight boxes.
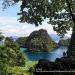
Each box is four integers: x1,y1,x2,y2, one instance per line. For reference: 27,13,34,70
0,16,72,37
0,1,72,38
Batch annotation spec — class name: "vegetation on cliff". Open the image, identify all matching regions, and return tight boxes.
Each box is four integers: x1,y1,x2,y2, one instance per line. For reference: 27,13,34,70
16,37,27,48
25,29,58,52
58,39,70,46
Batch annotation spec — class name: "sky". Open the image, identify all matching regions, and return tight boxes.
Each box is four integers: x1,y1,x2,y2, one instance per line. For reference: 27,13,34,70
0,1,72,37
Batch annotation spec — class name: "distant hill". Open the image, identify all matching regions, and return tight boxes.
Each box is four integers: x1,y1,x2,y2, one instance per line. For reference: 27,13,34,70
50,34,70,43
58,39,70,46
25,29,58,52
11,33,70,43
12,36,19,41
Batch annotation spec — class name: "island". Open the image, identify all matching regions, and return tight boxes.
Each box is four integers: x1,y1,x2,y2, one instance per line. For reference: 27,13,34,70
25,29,58,52
58,38,70,46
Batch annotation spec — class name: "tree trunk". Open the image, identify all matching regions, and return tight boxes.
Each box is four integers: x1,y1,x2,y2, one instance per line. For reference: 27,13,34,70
67,28,75,56
66,0,75,56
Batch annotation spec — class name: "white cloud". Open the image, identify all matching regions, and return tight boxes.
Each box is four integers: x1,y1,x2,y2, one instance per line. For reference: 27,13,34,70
0,16,72,37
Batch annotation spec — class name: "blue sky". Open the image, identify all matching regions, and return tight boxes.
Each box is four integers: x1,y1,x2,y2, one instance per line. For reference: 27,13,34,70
0,1,72,37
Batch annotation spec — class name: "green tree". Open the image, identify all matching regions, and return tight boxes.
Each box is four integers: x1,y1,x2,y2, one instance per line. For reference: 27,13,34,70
5,37,25,66
0,36,25,74
58,39,70,46
0,45,17,75
2,0,75,56
16,37,27,47
0,32,4,41
5,37,19,50
0,45,25,75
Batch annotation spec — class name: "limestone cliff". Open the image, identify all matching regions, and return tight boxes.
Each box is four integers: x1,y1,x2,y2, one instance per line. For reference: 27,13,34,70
25,29,58,52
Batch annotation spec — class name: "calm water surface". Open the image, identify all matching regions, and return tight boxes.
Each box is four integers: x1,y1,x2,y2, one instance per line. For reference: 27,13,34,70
21,46,68,62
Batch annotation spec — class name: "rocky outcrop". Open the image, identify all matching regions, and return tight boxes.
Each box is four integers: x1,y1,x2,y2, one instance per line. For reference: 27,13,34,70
34,56,75,75
25,29,58,52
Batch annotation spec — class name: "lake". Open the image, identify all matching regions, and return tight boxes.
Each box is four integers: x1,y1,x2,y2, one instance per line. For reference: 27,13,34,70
21,46,68,62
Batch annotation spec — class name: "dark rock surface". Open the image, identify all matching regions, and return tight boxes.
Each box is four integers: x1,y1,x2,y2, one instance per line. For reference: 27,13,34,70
25,29,57,52
34,56,75,75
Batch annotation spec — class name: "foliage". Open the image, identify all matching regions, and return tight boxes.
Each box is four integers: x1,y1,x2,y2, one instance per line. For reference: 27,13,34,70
5,37,19,50
25,29,57,51
0,46,17,64
0,36,26,74
30,36,57,51
0,45,25,65
2,0,75,37
8,61,38,75
16,37,27,47
0,45,17,75
18,0,74,37
0,32,4,41
0,63,8,75
0,45,25,74
58,38,70,46
1,0,75,74
2,0,19,9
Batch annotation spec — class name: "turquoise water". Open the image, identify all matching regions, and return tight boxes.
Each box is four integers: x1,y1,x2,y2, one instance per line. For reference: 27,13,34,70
20,48,28,52
21,46,68,62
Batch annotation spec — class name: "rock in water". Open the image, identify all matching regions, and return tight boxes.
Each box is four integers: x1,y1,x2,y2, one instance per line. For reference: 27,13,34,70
25,29,58,52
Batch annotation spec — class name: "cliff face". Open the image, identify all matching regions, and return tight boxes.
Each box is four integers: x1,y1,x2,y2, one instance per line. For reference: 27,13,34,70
58,39,70,46
25,29,57,52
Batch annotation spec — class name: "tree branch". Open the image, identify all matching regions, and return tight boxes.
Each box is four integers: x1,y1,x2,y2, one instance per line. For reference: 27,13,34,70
66,0,75,23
